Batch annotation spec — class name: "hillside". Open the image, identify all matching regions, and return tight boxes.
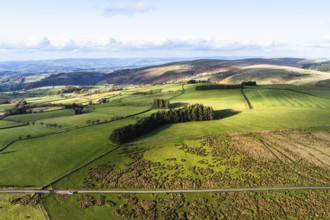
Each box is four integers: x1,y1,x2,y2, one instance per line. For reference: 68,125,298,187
105,58,330,86
2,58,330,91
106,58,305,84
25,72,107,89
303,60,330,72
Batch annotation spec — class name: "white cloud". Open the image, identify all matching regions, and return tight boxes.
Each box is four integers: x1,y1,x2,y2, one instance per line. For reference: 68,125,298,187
103,0,155,16
0,37,330,59
309,38,330,49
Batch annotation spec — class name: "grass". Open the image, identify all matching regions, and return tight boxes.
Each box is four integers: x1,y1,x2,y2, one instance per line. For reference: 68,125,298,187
31,83,330,190
0,118,136,187
0,120,19,129
0,124,60,149
2,82,330,220
172,84,247,110
52,121,242,189
244,87,330,110
0,104,14,113
1,82,330,219
43,190,330,220
36,106,149,129
221,109,330,131
5,109,74,122
0,194,44,220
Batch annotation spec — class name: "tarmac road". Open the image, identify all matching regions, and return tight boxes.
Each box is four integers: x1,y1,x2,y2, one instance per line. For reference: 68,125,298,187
1,186,330,195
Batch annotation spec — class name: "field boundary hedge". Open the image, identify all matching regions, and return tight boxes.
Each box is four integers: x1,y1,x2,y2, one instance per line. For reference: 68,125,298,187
241,88,253,109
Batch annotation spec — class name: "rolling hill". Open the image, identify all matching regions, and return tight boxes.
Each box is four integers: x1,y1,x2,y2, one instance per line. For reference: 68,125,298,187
105,58,330,86
1,58,330,91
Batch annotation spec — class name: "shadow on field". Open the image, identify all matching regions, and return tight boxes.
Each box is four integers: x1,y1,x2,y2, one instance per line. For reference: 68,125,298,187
213,109,240,120
132,124,174,143
169,102,189,109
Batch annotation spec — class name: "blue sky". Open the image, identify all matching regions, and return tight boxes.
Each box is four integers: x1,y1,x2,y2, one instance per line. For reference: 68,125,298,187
0,0,330,60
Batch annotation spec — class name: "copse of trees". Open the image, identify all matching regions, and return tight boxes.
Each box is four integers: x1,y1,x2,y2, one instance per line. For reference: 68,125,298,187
4,100,29,116
109,104,214,144
72,103,85,115
187,80,209,84
98,98,109,104
152,99,169,109
241,81,257,86
57,86,88,94
196,84,242,90
3,100,65,116
187,80,197,84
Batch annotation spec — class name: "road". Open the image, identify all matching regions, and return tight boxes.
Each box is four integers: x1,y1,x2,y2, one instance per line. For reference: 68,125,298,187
1,186,330,195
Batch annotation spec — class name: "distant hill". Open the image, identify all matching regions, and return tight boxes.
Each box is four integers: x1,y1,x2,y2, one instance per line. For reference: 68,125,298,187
25,72,107,89
1,58,330,91
303,61,330,72
105,58,330,86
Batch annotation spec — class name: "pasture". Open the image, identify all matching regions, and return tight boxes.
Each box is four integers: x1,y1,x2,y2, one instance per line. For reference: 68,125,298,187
0,118,137,187
0,82,329,219
0,194,44,220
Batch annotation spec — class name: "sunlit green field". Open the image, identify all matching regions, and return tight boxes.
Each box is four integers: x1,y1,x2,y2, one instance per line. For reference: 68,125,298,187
0,83,330,219
1,83,330,187
0,118,137,187
0,194,44,220
0,120,19,129
0,125,60,150
244,87,330,110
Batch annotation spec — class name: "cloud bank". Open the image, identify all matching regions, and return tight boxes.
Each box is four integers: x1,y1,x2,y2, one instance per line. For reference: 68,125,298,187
0,37,329,60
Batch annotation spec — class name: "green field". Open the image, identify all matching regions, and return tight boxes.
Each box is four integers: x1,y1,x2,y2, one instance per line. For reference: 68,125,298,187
0,118,136,187
0,194,44,220
244,87,330,110
5,109,74,122
0,125,60,150
0,120,20,129
0,83,330,219
43,190,330,220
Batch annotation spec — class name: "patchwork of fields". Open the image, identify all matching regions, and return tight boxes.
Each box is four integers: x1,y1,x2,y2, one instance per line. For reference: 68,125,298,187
0,83,329,219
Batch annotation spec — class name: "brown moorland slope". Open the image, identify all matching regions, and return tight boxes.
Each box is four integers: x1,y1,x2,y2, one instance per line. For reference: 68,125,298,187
105,58,330,86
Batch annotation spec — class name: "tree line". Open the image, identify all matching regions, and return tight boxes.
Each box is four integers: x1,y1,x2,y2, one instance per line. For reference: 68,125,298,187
196,84,242,90
109,104,214,144
196,82,257,90
241,81,257,86
152,99,169,109
3,100,85,116
3,100,64,116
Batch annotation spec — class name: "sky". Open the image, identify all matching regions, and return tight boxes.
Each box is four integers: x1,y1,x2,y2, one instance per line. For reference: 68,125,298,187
0,0,330,61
